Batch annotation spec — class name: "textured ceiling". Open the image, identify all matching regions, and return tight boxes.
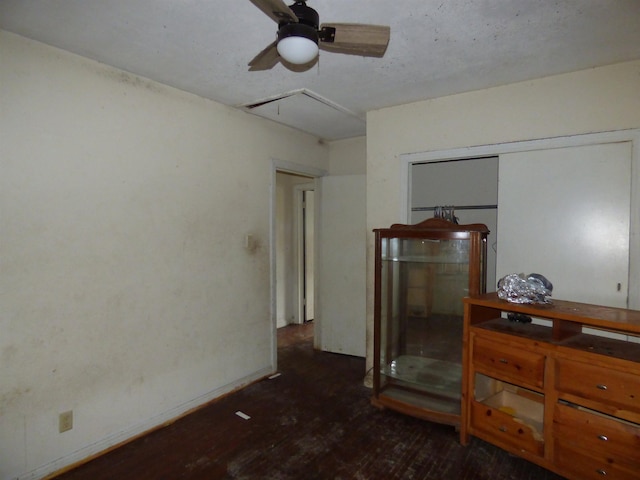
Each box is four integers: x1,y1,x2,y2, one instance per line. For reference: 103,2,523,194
2,0,640,140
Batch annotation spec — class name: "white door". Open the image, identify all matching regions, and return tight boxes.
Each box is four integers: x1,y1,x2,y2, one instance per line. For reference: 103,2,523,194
318,174,366,357
497,142,632,308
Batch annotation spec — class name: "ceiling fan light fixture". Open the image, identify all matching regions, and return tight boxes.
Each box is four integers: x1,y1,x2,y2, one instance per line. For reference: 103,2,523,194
277,23,319,65
247,0,390,72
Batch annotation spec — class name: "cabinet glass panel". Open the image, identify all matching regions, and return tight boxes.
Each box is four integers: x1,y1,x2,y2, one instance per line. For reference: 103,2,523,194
373,218,488,425
379,237,470,413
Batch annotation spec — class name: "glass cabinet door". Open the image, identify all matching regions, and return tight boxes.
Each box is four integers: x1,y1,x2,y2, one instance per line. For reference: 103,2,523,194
372,219,488,426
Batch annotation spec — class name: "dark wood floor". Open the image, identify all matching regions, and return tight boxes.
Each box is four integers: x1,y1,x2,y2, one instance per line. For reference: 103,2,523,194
52,323,564,479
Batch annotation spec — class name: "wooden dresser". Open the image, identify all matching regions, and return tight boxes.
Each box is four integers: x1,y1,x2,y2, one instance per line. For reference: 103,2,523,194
461,293,640,480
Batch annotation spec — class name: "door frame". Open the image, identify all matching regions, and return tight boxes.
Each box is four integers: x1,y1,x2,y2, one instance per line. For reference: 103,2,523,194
270,159,326,370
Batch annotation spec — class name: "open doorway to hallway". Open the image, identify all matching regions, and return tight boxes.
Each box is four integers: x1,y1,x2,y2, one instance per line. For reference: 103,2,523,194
275,171,315,330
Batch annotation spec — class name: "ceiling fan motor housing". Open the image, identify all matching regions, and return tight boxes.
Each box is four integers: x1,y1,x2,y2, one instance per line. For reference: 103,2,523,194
284,1,319,29
278,1,319,45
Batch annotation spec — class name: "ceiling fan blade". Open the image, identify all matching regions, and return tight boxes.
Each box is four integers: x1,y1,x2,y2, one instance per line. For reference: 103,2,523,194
319,23,390,57
248,41,281,71
248,0,298,24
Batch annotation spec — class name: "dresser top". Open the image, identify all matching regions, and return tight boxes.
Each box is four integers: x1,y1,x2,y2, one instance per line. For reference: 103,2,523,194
465,292,640,335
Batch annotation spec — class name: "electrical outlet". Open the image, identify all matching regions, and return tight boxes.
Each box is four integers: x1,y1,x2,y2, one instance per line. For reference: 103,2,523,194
59,410,73,433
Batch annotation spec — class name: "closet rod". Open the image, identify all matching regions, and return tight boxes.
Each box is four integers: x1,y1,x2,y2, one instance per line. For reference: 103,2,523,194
411,204,498,212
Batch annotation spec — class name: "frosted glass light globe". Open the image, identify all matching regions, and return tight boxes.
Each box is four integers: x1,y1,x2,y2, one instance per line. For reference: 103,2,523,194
277,36,319,65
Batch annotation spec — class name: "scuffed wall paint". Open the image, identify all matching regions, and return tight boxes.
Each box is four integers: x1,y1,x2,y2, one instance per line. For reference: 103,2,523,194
1,30,328,479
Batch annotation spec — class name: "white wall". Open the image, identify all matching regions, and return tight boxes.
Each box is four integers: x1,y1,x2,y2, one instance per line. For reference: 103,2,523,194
329,136,366,175
1,31,329,480
366,60,640,373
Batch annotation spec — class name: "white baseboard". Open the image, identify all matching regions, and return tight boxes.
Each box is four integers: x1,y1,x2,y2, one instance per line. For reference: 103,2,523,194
19,366,273,480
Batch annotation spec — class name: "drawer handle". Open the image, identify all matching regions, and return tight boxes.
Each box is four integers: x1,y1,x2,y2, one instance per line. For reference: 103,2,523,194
596,384,608,391
596,469,608,476
499,358,509,364
598,434,609,442
499,425,508,432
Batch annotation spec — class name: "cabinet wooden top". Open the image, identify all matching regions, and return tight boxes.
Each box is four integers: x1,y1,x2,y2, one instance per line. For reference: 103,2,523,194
465,292,640,334
374,218,490,234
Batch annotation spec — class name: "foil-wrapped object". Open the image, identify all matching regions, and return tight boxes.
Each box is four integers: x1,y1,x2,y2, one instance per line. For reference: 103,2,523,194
497,273,553,304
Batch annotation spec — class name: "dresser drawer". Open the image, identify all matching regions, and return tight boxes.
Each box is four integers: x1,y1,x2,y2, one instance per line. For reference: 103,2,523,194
555,441,640,480
472,335,545,389
470,399,544,456
553,402,640,465
555,358,640,416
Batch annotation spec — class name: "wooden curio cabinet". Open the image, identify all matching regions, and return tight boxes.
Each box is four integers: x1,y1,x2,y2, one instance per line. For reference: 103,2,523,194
372,218,489,427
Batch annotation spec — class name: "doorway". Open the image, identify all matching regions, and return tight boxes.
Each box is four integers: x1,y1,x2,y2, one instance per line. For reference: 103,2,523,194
274,172,317,328
272,161,326,369
410,156,498,291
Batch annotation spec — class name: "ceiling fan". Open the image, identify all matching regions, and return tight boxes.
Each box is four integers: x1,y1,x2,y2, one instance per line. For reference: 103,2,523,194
248,0,390,71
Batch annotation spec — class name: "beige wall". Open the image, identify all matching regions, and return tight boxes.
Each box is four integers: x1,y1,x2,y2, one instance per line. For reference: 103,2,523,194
365,60,640,370
329,136,366,175
1,30,329,479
